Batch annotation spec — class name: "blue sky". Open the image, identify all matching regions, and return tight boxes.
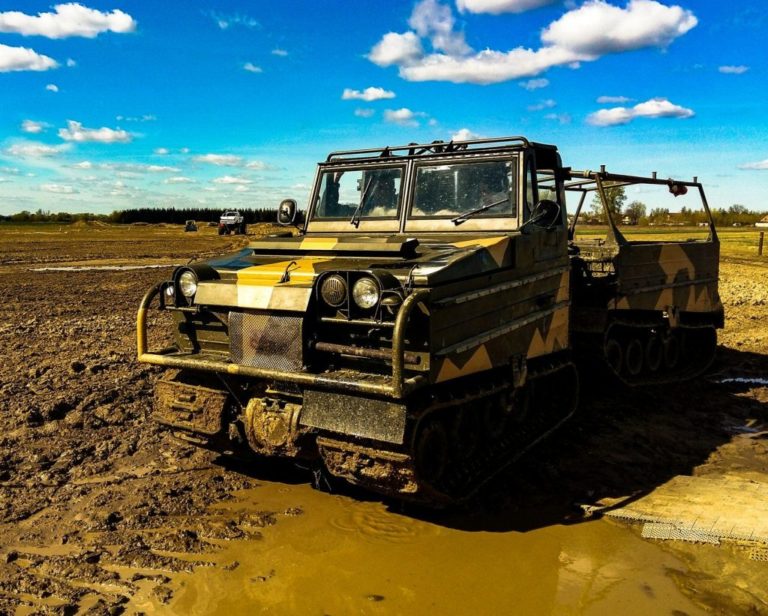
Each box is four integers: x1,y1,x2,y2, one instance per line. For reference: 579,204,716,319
0,0,766,215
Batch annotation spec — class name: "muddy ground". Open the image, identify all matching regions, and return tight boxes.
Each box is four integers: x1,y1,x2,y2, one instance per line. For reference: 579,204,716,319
0,223,766,615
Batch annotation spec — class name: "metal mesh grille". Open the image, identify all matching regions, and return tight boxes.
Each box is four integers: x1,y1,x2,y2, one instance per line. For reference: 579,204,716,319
230,310,303,372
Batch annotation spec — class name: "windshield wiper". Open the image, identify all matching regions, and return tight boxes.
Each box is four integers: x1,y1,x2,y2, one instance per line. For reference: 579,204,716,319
451,196,509,226
350,176,375,228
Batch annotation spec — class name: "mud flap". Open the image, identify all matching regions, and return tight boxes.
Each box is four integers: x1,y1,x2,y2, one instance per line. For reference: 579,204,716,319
300,390,407,445
153,372,229,436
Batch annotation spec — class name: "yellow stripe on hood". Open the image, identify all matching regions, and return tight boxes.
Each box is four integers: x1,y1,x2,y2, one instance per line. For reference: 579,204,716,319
234,258,333,311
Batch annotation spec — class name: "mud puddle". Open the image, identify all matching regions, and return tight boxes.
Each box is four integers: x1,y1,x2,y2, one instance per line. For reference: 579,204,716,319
149,481,706,615
31,264,179,272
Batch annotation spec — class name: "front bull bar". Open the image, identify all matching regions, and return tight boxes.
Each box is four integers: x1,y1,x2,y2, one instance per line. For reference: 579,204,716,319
137,284,428,399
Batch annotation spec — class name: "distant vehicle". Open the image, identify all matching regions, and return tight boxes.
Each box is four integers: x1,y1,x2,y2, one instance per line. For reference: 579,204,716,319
218,211,246,235
184,220,198,232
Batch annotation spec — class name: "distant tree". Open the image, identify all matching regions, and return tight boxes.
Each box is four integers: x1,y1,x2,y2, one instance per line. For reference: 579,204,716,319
728,204,748,215
590,184,627,222
625,200,647,223
648,207,670,223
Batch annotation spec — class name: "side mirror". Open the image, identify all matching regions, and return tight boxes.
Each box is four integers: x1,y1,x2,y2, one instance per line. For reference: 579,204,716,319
528,199,561,229
277,199,297,226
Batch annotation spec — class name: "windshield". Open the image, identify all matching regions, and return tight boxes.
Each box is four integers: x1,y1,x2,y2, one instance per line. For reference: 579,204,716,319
411,159,517,218
313,166,403,220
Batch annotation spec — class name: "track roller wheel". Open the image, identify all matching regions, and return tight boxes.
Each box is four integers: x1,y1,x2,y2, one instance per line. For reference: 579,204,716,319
663,333,681,369
645,333,663,372
480,398,507,441
625,337,644,376
605,338,623,374
415,420,449,487
451,407,479,460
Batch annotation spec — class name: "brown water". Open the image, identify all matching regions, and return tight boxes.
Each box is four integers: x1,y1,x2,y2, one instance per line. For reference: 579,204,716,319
134,481,705,615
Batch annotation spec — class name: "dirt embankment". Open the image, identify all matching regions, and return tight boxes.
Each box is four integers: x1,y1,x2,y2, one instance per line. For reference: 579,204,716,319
0,225,766,614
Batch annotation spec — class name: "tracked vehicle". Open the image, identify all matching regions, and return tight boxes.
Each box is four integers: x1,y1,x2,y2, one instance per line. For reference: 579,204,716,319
137,136,722,501
138,136,579,503
562,169,723,385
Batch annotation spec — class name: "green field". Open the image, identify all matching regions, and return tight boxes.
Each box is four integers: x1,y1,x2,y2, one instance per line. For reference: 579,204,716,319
573,225,767,261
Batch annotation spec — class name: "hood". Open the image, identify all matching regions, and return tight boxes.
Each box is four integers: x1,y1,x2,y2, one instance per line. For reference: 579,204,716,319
194,234,516,311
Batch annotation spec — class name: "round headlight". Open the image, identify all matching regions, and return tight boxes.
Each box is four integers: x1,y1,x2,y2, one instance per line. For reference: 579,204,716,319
352,277,379,309
178,270,198,298
321,274,347,307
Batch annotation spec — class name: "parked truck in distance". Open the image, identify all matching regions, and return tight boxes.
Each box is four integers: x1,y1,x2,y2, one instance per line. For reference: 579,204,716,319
218,211,246,235
137,135,722,504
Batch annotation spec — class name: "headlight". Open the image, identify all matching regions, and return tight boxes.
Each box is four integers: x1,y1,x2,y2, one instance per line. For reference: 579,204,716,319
164,283,175,300
352,277,379,309
321,274,347,307
178,270,198,298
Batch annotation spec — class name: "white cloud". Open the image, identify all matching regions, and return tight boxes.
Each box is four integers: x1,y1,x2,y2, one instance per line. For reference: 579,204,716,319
209,12,259,30
398,45,581,84
354,108,376,118
369,0,696,85
520,78,549,90
541,0,697,56
272,48,288,57
544,112,572,124
597,95,632,104
0,4,136,39
457,0,558,14
6,141,70,158
116,114,156,122
587,97,694,126
342,87,396,102
154,147,170,155
384,108,426,127
719,65,749,75
58,120,133,143
739,160,768,170
409,0,470,55
46,83,59,92
193,154,267,170
66,58,76,67
194,154,242,166
528,98,556,111
0,43,57,72
165,176,195,184
22,120,47,134
243,62,262,73
368,32,424,67
40,183,78,194
451,128,484,141
213,176,253,185
146,165,179,173
71,161,93,169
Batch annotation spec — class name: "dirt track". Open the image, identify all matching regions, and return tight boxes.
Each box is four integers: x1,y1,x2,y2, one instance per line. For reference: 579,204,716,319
0,223,767,614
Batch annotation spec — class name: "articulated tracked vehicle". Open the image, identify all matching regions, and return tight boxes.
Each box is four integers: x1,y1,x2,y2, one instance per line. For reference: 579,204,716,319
137,135,722,502
562,169,723,385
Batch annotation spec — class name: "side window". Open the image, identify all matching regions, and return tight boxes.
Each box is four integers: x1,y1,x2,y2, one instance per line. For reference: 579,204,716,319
524,157,537,219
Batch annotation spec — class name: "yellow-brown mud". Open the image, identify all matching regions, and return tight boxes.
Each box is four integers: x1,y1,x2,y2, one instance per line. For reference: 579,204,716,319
0,222,766,615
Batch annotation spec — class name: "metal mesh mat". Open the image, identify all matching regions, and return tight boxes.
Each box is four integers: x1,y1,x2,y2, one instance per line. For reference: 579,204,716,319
229,310,303,372
641,523,721,545
748,547,768,562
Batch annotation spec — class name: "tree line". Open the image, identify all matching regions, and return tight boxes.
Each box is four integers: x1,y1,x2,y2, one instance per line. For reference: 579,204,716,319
584,186,765,226
0,207,304,225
